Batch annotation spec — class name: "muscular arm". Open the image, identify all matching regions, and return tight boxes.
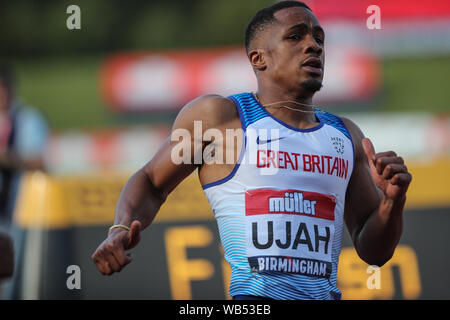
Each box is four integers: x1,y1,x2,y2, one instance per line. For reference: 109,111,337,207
92,94,237,275
342,118,412,266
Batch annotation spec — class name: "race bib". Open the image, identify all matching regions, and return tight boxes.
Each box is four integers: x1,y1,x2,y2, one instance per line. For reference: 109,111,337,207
245,188,336,279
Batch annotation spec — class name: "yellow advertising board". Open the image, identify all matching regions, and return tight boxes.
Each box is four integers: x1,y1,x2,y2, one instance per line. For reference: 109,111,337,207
11,158,450,299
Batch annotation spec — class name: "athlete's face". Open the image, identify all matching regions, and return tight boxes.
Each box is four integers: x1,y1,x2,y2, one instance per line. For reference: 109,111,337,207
263,7,325,94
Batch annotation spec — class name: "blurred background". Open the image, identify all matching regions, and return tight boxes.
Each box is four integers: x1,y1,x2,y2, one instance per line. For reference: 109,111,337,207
0,0,449,300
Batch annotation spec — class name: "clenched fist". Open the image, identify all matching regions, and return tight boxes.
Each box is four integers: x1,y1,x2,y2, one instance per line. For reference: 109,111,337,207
362,138,412,202
92,220,142,276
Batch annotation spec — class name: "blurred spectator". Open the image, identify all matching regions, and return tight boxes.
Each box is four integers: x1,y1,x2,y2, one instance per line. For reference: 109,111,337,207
0,63,49,226
0,63,49,299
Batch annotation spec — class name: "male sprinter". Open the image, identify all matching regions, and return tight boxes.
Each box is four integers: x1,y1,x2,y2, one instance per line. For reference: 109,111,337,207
92,1,412,300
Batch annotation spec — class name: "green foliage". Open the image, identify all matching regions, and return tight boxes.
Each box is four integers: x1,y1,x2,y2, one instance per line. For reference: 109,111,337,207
14,56,108,130
381,55,450,111
0,0,273,57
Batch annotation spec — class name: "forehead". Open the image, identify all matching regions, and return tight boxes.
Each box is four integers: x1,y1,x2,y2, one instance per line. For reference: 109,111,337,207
273,6,321,30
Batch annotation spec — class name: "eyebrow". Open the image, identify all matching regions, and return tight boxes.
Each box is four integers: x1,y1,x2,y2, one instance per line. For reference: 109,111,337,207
287,23,324,35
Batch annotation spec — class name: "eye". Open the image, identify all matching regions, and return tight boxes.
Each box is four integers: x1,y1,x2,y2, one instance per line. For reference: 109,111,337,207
315,37,324,45
287,34,301,41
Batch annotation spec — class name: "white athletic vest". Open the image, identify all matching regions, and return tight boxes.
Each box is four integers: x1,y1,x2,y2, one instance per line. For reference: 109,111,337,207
202,92,355,300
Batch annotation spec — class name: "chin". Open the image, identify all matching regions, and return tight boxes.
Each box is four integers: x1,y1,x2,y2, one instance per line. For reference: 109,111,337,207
301,79,323,93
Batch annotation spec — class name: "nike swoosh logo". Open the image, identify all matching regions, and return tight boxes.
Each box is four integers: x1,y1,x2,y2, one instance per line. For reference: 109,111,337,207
256,136,286,145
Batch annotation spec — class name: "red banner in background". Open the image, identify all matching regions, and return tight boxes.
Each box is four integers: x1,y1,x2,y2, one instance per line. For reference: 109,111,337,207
101,47,379,112
101,48,256,112
304,0,450,21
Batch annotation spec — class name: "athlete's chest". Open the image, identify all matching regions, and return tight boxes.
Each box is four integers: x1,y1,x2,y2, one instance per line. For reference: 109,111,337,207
236,120,353,196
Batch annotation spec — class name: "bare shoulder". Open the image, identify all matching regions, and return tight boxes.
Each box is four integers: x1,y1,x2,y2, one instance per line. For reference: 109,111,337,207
341,117,364,139
341,117,365,161
173,94,239,131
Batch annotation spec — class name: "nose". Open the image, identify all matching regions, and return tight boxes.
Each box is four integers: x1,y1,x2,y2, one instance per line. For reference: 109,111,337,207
304,34,323,56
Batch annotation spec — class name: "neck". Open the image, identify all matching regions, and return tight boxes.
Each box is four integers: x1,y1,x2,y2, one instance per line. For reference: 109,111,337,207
255,87,318,125
256,78,316,104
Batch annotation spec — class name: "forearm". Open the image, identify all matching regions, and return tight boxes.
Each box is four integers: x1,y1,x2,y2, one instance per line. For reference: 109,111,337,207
355,195,406,266
114,169,167,230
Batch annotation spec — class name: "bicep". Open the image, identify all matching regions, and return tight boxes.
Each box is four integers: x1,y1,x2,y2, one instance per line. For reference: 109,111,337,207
142,135,199,197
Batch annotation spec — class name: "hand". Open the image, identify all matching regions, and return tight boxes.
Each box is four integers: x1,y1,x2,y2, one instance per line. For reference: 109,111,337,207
91,220,142,276
362,138,412,202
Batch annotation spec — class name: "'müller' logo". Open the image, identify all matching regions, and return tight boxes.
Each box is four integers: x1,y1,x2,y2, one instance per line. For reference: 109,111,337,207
331,137,344,155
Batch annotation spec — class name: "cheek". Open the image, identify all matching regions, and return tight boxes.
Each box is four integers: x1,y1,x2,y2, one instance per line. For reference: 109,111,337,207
270,53,299,75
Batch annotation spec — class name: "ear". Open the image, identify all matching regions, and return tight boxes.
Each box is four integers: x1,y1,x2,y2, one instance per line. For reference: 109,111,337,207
248,49,267,71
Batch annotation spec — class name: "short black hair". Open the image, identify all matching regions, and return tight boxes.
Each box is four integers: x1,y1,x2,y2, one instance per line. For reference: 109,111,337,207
0,63,15,93
245,1,312,53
